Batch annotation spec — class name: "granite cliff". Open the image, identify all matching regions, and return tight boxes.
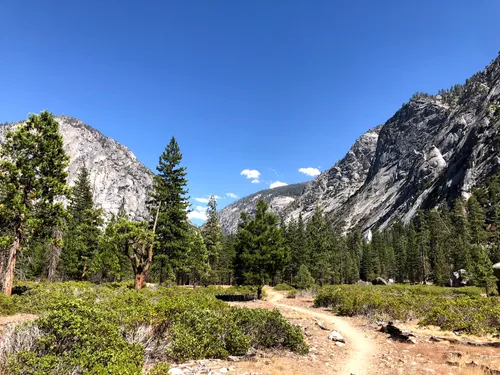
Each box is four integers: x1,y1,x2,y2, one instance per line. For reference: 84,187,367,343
0,116,153,221
220,53,500,233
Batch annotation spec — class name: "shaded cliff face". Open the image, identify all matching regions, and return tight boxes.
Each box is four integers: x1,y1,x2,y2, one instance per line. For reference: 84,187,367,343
220,54,500,234
337,55,500,231
0,116,153,221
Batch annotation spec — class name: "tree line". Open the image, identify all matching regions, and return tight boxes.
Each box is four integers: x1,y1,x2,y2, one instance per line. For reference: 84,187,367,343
0,111,225,294
0,111,498,296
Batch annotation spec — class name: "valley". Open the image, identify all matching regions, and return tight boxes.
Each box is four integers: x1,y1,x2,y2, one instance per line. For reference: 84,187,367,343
0,3,499,374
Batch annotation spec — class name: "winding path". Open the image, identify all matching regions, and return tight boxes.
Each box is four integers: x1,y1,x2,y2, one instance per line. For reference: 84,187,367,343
265,288,377,375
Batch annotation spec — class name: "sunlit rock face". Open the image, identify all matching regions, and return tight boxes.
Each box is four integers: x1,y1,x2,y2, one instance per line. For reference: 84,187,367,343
220,54,500,233
0,116,153,221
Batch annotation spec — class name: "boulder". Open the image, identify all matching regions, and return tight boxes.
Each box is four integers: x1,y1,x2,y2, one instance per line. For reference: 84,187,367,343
11,285,30,296
356,280,372,286
449,269,470,287
381,322,416,344
315,320,329,331
328,330,345,343
168,368,184,375
372,277,388,285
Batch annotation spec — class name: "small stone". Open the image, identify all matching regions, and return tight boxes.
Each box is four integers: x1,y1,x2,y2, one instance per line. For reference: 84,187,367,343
219,368,229,373
316,321,329,330
168,369,184,375
228,356,240,362
328,330,345,343
335,341,345,347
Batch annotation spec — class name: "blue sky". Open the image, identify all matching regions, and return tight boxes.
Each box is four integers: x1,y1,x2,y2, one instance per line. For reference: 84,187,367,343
1,1,499,224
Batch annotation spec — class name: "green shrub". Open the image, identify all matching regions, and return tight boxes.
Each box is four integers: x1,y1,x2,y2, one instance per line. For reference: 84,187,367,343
148,363,170,375
4,299,144,375
274,283,295,291
314,284,498,335
231,308,308,354
286,290,297,298
295,265,315,290
2,282,308,370
0,294,16,316
420,297,500,335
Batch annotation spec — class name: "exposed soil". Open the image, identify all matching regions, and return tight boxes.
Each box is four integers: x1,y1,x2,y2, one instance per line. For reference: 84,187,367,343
1,291,499,375
179,288,500,375
0,313,37,335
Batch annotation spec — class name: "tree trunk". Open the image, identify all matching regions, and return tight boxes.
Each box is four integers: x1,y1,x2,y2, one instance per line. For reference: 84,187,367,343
257,285,263,300
81,263,88,281
134,272,145,290
47,227,62,282
2,235,20,296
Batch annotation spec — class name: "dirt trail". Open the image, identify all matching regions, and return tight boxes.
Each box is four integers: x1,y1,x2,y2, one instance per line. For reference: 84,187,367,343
265,288,377,375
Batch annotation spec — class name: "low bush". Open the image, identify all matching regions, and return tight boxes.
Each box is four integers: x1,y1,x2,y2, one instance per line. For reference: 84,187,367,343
314,284,498,335
0,282,308,373
148,362,170,375
286,290,297,298
420,297,500,335
0,294,16,316
3,299,144,375
274,283,296,291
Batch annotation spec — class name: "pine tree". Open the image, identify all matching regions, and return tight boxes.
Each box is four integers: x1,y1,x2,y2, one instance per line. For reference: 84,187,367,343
187,225,210,286
414,211,431,282
360,240,373,281
0,111,69,295
110,219,155,289
468,195,487,245
305,206,332,285
470,244,497,296
216,234,236,285
391,221,408,283
61,166,103,280
202,195,222,269
295,264,315,289
427,210,450,285
117,197,127,219
451,198,471,271
150,137,190,283
405,223,420,283
90,217,132,282
234,200,288,299
346,230,363,283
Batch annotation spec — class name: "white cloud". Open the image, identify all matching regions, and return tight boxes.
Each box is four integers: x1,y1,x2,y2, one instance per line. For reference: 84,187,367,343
187,205,208,221
241,169,261,179
299,167,321,177
270,181,288,189
194,195,221,204
195,197,210,203
251,179,260,184
227,193,238,199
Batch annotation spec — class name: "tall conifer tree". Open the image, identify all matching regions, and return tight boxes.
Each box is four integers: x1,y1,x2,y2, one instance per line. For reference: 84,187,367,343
202,195,223,269
234,200,288,299
0,111,69,294
61,166,103,280
150,137,190,283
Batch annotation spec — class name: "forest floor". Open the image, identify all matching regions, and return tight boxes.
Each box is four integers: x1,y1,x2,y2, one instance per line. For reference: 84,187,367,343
166,287,500,375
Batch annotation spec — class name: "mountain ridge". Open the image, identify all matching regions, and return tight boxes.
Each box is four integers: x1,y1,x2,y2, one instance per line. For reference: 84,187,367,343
219,53,500,233
0,115,154,221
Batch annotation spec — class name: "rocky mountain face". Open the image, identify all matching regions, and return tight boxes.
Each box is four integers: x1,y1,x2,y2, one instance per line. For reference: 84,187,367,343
220,54,500,233
282,126,382,224
0,116,153,221
218,183,308,234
